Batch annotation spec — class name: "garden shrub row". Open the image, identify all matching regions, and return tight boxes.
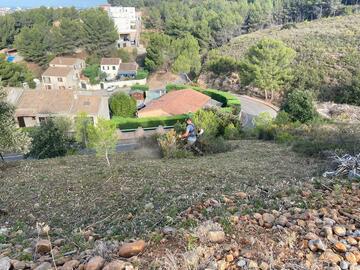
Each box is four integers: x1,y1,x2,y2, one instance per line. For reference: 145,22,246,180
112,114,188,130
131,84,149,91
114,84,241,130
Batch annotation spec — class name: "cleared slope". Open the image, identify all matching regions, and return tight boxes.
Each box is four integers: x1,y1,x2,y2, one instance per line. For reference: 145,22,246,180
0,141,323,240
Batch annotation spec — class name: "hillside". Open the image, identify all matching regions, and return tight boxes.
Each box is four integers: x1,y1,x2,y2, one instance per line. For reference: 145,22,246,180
203,14,360,102
1,141,359,269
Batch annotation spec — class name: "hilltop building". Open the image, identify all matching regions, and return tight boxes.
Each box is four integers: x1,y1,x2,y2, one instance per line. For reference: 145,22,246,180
103,6,141,48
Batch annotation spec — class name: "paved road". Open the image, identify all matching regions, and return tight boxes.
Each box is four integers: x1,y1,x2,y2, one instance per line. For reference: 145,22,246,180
237,95,278,127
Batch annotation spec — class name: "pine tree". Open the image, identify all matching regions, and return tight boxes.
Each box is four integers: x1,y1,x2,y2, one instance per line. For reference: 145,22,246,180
240,38,296,101
52,18,84,55
0,87,31,161
80,8,118,56
15,24,52,66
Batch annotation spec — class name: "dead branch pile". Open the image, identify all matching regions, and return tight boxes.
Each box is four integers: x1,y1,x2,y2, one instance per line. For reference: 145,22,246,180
323,154,360,179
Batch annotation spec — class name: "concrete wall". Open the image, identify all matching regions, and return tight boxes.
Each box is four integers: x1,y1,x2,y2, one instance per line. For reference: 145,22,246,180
83,78,147,90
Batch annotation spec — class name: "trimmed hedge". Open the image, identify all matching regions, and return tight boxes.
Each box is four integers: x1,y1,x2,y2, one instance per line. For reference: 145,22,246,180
131,84,149,91
112,114,188,130
165,83,188,92
166,84,241,113
113,85,241,130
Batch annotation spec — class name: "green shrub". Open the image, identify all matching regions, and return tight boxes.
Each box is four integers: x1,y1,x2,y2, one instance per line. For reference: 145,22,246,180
193,109,221,137
110,92,137,117
115,48,137,62
224,123,240,140
27,118,73,159
165,83,188,92
131,84,149,91
174,121,186,134
253,112,276,140
291,124,360,157
207,56,240,75
274,130,295,144
135,69,149,80
83,64,106,85
274,111,291,126
198,136,231,154
334,76,360,106
281,90,317,123
112,114,187,129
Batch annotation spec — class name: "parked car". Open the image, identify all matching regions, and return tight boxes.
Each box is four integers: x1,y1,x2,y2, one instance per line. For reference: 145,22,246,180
106,86,117,92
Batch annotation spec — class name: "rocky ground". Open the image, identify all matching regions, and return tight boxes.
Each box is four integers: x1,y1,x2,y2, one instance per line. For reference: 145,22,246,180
1,179,359,270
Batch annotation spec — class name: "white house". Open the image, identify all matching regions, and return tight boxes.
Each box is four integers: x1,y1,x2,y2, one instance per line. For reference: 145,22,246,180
100,58,122,80
105,6,141,48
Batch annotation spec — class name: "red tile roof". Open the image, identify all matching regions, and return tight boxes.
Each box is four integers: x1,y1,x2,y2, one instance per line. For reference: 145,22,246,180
138,89,211,117
42,67,72,77
15,90,103,117
101,58,121,66
50,57,82,66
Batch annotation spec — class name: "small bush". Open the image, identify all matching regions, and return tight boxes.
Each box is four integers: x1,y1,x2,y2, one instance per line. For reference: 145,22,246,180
199,136,231,154
193,109,221,137
253,112,276,140
224,123,240,140
282,90,317,123
174,121,186,134
135,69,149,80
158,130,191,158
274,111,291,126
131,84,149,91
291,124,360,157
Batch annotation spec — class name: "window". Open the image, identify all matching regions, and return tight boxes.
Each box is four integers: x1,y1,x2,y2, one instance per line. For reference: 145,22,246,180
102,66,105,70
57,77,63,82
107,66,110,70
112,66,116,70
46,85,51,90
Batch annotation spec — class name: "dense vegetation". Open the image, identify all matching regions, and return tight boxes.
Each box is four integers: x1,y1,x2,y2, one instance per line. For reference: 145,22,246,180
0,57,35,88
0,87,31,159
207,14,360,105
109,92,137,118
110,0,359,48
0,7,117,66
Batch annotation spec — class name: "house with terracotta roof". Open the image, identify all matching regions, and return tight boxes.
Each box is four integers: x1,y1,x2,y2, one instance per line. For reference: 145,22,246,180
14,90,110,128
138,89,219,118
42,57,85,90
101,58,122,80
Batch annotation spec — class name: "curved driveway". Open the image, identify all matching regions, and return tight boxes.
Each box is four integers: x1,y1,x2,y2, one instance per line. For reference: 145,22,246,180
236,95,278,127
